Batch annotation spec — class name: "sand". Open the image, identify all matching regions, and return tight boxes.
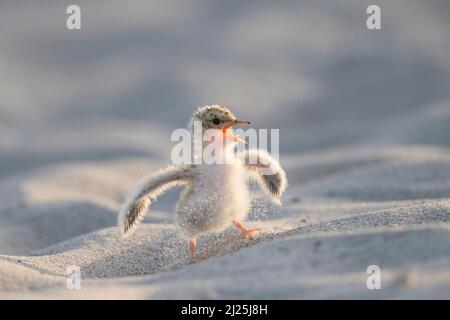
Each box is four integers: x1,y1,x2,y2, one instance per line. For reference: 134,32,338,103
1,0,450,299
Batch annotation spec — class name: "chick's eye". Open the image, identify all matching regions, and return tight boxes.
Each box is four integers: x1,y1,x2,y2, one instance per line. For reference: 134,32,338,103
212,118,220,125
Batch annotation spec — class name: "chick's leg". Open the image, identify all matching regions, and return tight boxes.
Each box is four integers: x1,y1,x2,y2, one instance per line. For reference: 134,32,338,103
233,221,260,239
189,238,197,260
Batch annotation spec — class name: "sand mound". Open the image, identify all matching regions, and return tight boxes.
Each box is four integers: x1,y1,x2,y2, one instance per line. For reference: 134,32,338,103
3,221,450,299
0,259,57,292
0,201,116,255
1,198,448,280
1,148,450,298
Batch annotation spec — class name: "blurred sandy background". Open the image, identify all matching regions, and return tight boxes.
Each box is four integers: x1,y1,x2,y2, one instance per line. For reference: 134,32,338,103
1,0,450,299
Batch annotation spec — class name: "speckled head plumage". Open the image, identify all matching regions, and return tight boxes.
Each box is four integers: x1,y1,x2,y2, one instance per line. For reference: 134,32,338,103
192,105,250,129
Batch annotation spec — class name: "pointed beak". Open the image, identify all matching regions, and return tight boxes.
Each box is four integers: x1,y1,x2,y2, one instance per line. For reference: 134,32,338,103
223,119,252,130
233,119,251,126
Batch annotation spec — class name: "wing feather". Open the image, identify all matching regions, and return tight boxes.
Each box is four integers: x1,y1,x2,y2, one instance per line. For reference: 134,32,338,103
118,165,193,236
241,149,287,205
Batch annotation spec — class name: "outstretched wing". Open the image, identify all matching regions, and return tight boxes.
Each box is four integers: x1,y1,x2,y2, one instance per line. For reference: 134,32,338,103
118,165,194,236
240,149,287,205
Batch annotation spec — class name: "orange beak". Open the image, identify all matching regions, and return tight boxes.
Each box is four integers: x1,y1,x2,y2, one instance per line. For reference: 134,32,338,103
233,119,251,126
223,119,251,144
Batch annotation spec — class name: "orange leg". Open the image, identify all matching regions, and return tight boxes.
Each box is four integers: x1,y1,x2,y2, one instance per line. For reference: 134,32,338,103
233,221,261,239
189,238,197,260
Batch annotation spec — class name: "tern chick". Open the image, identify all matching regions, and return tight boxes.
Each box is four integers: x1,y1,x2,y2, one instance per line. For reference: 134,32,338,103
118,105,287,260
